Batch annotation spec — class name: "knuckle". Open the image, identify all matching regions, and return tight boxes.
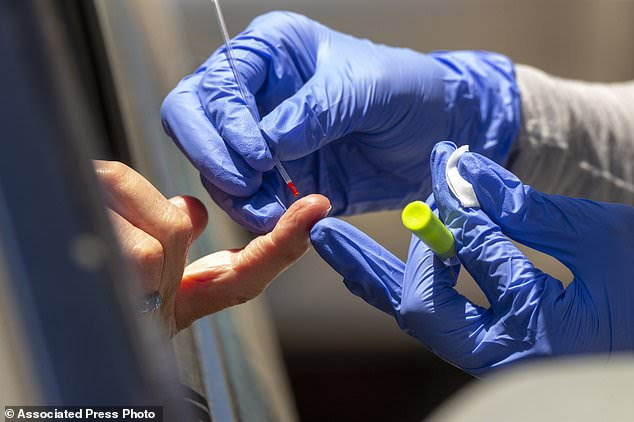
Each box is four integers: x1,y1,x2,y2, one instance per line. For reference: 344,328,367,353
130,237,164,269
398,296,428,327
249,11,309,36
169,212,194,245
251,10,292,26
398,300,414,323
160,89,178,121
96,161,131,189
160,92,183,139
264,234,304,267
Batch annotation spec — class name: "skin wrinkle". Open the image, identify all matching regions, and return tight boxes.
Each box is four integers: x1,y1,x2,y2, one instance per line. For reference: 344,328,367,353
109,210,165,292
176,194,329,329
96,159,331,335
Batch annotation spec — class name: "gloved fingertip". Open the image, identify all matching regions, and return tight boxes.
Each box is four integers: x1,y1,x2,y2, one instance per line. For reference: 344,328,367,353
310,217,403,316
431,141,458,163
244,148,276,173
201,174,284,234
217,171,262,198
310,218,367,271
456,151,523,202
258,111,277,137
456,151,486,183
260,110,299,161
309,217,340,248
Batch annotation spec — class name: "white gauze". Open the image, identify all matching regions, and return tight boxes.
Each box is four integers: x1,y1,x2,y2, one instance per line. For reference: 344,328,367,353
445,145,480,208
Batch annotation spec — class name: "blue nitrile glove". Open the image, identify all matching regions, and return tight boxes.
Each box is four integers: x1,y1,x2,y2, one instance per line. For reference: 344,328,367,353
310,141,634,376
161,11,520,233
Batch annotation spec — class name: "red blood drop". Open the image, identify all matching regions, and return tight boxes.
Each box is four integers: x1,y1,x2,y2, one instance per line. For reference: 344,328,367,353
287,181,300,197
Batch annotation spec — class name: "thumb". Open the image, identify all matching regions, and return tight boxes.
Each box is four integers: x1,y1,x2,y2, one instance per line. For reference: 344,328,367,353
260,71,359,161
174,194,330,330
431,142,561,316
310,218,404,317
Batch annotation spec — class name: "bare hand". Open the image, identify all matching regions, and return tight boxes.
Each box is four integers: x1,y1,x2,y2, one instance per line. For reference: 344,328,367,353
94,161,330,334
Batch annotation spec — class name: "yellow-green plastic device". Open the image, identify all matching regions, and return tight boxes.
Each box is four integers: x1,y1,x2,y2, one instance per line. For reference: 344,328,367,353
401,201,456,259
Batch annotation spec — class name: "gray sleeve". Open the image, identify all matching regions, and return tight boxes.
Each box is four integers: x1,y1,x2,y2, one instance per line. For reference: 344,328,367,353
507,64,634,205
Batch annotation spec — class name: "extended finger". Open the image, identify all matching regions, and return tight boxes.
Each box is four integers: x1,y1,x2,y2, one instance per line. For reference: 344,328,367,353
174,194,330,330
310,217,404,316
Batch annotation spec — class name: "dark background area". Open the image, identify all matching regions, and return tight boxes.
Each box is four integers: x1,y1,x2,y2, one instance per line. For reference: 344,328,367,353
284,351,472,421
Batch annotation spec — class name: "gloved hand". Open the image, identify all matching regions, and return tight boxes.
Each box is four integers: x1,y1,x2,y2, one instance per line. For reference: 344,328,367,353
310,142,634,376
161,11,520,233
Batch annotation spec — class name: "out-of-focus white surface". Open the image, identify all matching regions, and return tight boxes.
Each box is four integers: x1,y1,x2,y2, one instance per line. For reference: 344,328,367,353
429,355,634,422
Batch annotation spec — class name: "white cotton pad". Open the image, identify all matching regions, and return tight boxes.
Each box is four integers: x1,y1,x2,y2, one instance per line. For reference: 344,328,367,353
445,145,481,208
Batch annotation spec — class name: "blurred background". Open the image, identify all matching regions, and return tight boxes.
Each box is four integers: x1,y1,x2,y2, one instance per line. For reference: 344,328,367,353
171,0,634,420
2,1,632,421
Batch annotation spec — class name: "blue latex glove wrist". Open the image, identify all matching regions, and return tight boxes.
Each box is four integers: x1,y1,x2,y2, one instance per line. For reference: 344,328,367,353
311,142,634,376
162,11,520,233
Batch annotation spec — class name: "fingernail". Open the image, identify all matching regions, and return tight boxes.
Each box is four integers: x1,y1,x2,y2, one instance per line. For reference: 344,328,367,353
182,267,217,283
